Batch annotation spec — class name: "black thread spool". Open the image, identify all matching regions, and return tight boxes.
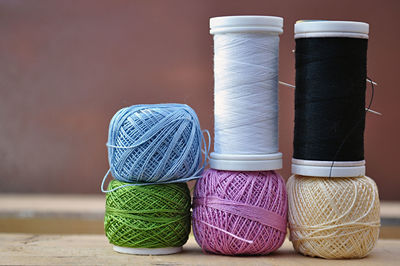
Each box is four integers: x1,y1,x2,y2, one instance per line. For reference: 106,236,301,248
292,21,369,177
287,21,380,259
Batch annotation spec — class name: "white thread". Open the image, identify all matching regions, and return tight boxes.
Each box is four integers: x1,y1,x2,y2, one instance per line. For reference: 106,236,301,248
213,33,280,155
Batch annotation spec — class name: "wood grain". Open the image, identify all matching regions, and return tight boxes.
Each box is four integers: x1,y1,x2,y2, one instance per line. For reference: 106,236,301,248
1,234,399,265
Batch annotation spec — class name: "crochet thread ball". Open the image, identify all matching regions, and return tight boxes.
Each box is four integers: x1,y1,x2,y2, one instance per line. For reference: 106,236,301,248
105,180,191,249
107,103,203,183
192,169,288,255
287,175,380,259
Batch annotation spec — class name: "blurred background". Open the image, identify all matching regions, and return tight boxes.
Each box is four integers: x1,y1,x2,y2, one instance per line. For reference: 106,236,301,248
0,0,399,200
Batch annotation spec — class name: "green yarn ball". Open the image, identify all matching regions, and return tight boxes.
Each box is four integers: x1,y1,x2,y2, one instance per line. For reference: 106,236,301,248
104,180,191,249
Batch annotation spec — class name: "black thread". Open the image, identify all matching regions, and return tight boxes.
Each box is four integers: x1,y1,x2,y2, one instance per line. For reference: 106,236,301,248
294,37,368,162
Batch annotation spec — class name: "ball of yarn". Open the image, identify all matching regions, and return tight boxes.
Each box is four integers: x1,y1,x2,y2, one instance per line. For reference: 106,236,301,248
105,180,191,249
287,175,380,259
107,103,203,183
192,169,288,255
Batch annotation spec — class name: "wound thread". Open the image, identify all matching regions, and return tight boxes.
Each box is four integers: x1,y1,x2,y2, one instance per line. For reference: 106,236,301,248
209,15,283,171
287,175,380,259
104,180,191,249
294,37,367,162
213,33,280,155
106,103,205,184
192,169,287,255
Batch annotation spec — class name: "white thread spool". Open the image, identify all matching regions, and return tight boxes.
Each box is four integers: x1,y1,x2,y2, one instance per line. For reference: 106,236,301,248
209,16,283,171
292,20,369,177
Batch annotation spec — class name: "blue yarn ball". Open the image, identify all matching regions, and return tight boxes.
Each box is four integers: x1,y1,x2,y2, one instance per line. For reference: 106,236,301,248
107,103,204,183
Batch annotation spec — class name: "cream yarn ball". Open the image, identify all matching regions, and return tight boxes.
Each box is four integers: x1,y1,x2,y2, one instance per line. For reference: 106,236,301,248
287,175,380,259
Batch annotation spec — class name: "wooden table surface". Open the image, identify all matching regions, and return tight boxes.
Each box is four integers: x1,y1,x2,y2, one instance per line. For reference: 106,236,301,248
1,194,400,265
1,233,399,266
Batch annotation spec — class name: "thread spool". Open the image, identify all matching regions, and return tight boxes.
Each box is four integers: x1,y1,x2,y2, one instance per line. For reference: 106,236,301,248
104,180,191,255
287,175,380,259
192,169,287,255
292,20,369,177
289,20,381,259
106,103,205,185
209,16,283,171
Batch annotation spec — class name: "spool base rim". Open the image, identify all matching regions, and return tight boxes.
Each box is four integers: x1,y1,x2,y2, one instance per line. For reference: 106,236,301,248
210,152,282,171
113,245,182,255
292,158,366,177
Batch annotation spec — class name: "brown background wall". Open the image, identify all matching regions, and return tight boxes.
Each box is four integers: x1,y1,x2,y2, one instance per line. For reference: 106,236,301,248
0,0,399,199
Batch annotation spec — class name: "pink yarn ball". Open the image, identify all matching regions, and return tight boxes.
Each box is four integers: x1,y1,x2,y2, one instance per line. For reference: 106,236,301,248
192,169,288,255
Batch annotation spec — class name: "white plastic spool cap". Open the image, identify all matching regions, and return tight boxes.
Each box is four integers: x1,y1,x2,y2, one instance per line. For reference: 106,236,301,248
209,15,283,171
210,15,283,35
292,20,369,177
113,245,182,255
295,20,369,39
